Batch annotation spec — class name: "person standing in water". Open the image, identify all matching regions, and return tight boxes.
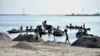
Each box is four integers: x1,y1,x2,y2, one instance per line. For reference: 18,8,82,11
83,23,85,28
20,26,23,31
53,28,56,42
64,29,70,44
42,20,47,25
26,26,29,34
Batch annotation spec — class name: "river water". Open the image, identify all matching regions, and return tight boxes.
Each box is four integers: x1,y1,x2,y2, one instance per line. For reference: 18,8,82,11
0,15,100,43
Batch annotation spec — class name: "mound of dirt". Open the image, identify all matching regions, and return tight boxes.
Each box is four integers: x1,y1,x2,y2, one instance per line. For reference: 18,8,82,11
12,41,37,50
13,34,43,42
71,36,100,48
0,32,11,42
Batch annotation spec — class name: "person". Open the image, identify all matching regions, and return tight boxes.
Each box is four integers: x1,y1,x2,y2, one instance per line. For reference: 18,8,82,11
48,29,52,37
26,26,29,34
26,26,28,30
70,23,72,27
53,28,56,41
84,29,87,35
36,25,43,38
42,20,47,25
47,29,52,41
64,29,70,44
35,33,39,42
57,26,60,32
39,32,42,38
20,26,23,31
30,26,32,30
57,26,60,30
83,23,85,28
44,20,47,24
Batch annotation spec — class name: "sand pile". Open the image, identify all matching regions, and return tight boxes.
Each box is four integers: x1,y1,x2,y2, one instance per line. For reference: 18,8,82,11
0,32,11,42
12,41,37,50
13,34,43,42
72,36,100,48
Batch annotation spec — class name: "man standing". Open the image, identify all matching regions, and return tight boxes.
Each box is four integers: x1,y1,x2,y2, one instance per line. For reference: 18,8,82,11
64,29,70,44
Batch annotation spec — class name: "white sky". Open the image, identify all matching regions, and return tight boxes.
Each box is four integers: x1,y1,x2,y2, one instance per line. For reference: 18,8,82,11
0,0,100,15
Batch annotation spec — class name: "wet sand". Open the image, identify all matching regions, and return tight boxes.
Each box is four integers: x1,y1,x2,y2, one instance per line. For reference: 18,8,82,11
0,41,100,56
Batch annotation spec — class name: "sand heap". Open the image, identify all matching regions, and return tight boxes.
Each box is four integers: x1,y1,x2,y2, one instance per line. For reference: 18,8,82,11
71,36,100,48
12,41,37,50
0,32,11,42
13,34,43,42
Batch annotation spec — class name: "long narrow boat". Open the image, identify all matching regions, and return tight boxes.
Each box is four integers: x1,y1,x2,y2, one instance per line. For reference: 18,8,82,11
7,28,34,34
66,25,91,30
7,29,25,33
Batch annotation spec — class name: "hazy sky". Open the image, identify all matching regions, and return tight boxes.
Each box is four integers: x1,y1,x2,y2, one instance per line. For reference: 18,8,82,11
0,0,100,15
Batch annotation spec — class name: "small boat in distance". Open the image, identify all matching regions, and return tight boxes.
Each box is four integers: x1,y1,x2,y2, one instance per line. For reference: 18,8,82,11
66,23,91,30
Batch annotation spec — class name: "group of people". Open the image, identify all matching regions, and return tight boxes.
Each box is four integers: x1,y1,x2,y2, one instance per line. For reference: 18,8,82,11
19,26,33,31
42,20,70,43
66,23,86,29
18,20,89,44
20,20,90,44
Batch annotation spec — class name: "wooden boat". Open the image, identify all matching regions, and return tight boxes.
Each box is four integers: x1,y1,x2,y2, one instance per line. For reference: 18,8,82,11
7,29,25,33
66,25,91,30
43,24,53,30
53,30,64,36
